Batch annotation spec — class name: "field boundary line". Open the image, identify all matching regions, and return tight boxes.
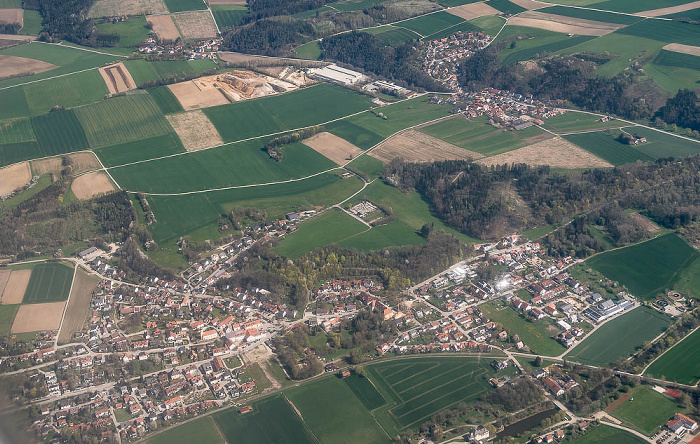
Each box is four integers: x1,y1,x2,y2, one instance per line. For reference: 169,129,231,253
284,394,322,444
0,66,103,91
641,324,700,375
391,362,441,388
54,263,77,347
395,363,464,394
394,379,483,428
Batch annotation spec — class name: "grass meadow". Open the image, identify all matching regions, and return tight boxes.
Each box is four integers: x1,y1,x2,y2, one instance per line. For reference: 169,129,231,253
344,374,386,410
564,132,654,166
645,327,700,385
164,0,207,12
23,69,109,115
616,18,700,46
211,5,248,29
123,59,216,87
537,6,641,24
495,25,593,65
146,416,223,444
339,221,426,251
31,110,89,155
294,40,322,60
96,16,151,48
542,112,622,132
20,10,43,35
645,53,700,92
584,0,693,14
398,11,464,37
366,26,421,46
487,0,526,14
566,307,671,366
0,87,30,120
608,386,683,435
147,86,184,115
0,305,19,336
22,262,74,304
628,127,700,159
93,132,185,167
0,118,35,144
567,424,647,444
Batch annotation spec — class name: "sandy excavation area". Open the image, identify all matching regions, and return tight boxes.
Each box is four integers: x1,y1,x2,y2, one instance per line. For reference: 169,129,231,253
477,137,613,168
0,9,22,26
0,162,31,197
663,43,700,57
147,14,181,41
168,80,230,110
449,2,500,20
12,301,66,333
0,55,56,80
508,11,623,36
71,172,116,200
99,62,136,95
370,130,484,163
303,132,364,165
1,270,31,305
31,152,102,176
172,11,218,40
89,0,168,18
167,110,223,151
635,1,700,17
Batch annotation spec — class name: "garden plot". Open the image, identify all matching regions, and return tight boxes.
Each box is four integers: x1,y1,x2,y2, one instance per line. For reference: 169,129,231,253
302,132,364,165
0,55,56,80
98,62,136,95
166,110,223,151
508,11,624,36
71,171,116,199
477,137,612,168
369,129,483,163
147,14,181,40
11,301,65,333
0,161,31,196
449,2,500,20
172,10,218,39
663,42,700,56
89,0,168,18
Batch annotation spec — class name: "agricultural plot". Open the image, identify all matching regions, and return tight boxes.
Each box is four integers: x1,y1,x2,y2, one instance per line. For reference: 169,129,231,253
498,30,594,65
583,0,695,14
366,26,421,45
564,132,654,166
370,129,483,163
203,84,371,143
486,0,526,14
542,112,622,132
476,137,612,168
31,152,100,176
148,415,224,444
345,154,385,179
95,16,151,48
0,162,31,197
89,0,169,18
508,11,623,36
172,10,218,39
344,374,387,411
71,171,116,199
166,110,223,152
23,69,109,115
213,395,315,444
147,14,181,40
211,4,247,29
274,209,368,259
663,7,700,20
338,220,426,251
615,18,700,46
332,0,387,11
22,262,74,304
302,132,364,165
652,47,700,68
12,301,66,333
30,110,91,158
286,377,388,444
123,59,216,87
586,233,699,300
325,119,385,150
643,58,700,92
627,127,700,159
0,85,30,121
449,2,501,20
148,86,183,114
74,93,173,148
19,9,42,35
480,302,566,355
164,0,206,12
0,304,19,336
294,40,321,60
608,386,683,435
94,132,185,167
0,269,31,305
645,327,700,385
57,268,100,344
567,425,647,444
566,307,671,366
424,19,482,40
399,11,464,37
0,54,56,81
99,63,137,95
537,5,641,24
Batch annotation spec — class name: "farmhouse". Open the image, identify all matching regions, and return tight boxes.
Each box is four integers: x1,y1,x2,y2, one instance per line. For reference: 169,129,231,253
308,64,365,85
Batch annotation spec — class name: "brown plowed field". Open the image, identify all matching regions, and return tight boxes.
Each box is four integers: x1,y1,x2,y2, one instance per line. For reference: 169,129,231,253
1,270,31,305
172,11,218,40
508,11,622,36
477,137,613,168
99,62,136,95
635,1,700,17
370,130,484,163
147,14,181,41
166,110,223,151
449,2,500,20
0,9,22,26
0,55,56,80
31,152,102,176
303,132,364,165
89,0,168,18
0,162,31,196
12,301,66,333
58,268,100,345
71,172,116,200
663,43,700,57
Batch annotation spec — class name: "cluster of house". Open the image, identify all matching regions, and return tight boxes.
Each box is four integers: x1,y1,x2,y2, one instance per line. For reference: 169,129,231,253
422,31,492,90
311,278,383,315
538,372,579,398
137,37,221,59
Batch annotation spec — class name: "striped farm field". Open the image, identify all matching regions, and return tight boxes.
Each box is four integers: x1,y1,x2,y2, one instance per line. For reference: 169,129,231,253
147,86,184,115
399,11,465,37
31,110,89,157
645,327,700,385
0,87,31,120
23,69,109,115
22,262,74,304
211,4,247,29
615,18,700,46
94,132,185,167
75,93,173,148
123,59,216,87
537,6,642,24
0,118,36,144
564,132,654,166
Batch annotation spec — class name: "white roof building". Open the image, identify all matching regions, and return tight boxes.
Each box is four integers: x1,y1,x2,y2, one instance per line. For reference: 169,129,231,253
308,64,365,85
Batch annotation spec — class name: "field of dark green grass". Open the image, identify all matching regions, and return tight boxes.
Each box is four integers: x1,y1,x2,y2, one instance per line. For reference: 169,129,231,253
344,374,387,410
22,70,109,115
22,262,74,304
567,425,647,444
164,0,206,13
96,17,151,48
338,221,426,251
211,5,247,29
147,86,184,115
615,18,700,46
366,26,421,45
645,327,700,385
94,132,185,167
0,305,19,336
586,0,693,14
564,132,654,166
123,59,216,87
537,6,641,24
608,386,683,435
147,416,224,444
487,0,526,14
399,12,464,37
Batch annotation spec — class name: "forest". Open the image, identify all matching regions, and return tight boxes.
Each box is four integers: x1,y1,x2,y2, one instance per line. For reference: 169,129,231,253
24,0,121,46
657,89,700,131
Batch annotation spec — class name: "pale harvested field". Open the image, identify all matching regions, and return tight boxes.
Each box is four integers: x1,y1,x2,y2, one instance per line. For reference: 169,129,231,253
147,14,181,41
635,1,700,17
172,11,218,40
0,55,56,80
0,9,22,26
168,80,229,110
449,2,500,20
663,43,700,57
509,0,547,10
0,162,31,196
58,269,100,344
99,62,136,94
12,302,65,333
508,11,622,36
71,172,116,200
370,130,484,163
303,132,364,165
166,110,223,151
629,212,661,233
89,0,168,18
31,152,102,176
1,270,31,305
477,137,613,168
0,271,10,303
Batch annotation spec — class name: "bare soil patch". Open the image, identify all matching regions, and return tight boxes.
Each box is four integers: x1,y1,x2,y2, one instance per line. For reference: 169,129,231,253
166,110,223,151
147,14,181,41
1,270,31,305
71,172,116,200
0,9,22,26
12,301,65,333
172,10,218,40
0,271,10,302
449,2,500,20
508,11,622,36
168,79,230,110
58,268,100,345
370,130,484,163
303,132,364,165
635,1,700,17
89,0,168,18
508,0,547,10
629,212,661,233
663,43,700,57
98,62,136,95
0,54,56,80
0,162,31,197
477,137,613,168
31,152,102,177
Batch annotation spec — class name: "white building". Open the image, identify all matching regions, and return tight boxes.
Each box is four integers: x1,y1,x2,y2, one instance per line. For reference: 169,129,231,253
308,64,365,85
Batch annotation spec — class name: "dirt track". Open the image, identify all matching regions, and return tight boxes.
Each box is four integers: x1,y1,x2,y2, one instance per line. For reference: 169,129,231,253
370,130,484,163
477,137,613,168
0,162,31,197
167,110,223,152
508,11,623,36
0,55,56,80
71,172,116,200
1,270,31,305
303,132,364,165
58,269,99,345
663,43,700,57
147,14,181,41
635,1,700,17
12,302,66,333
449,2,500,20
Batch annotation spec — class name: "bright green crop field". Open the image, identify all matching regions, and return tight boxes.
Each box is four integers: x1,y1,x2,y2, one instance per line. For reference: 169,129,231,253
564,132,654,166
211,4,247,29
294,40,322,60
164,0,206,12
608,386,683,435
339,221,426,251
94,132,185,167
123,59,216,87
22,262,74,304
487,0,526,14
147,417,224,444
567,425,646,444
31,110,90,156
537,6,641,24
645,327,700,385
616,18,700,46
23,69,109,115
0,305,19,336
0,118,35,144
96,16,151,48
495,25,594,65
147,86,184,115
398,11,464,37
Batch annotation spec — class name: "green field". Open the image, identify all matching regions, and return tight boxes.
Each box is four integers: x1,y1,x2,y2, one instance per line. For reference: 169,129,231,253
344,374,387,410
480,302,566,356
295,40,322,60
645,327,700,385
123,59,216,87
567,424,647,444
211,4,248,29
96,17,151,48
0,118,35,144
495,25,593,65
147,416,223,444
339,221,426,251
424,20,482,41
22,262,74,304
94,132,185,167
399,11,464,37
23,69,109,115
274,208,368,259
147,86,184,115
608,386,682,435
585,0,694,14
345,154,385,179
203,84,371,143
565,132,655,166
470,15,506,36
537,6,641,24
287,376,389,443
325,119,385,150
20,10,42,35
0,305,19,336
74,93,173,148
332,0,387,11
646,50,700,92
0,87,30,120
487,0,526,14
629,127,700,158
542,111,623,133
586,233,699,300
164,0,206,12
664,8,700,20
366,26,421,45
616,18,700,46
566,307,671,366
0,0,20,7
